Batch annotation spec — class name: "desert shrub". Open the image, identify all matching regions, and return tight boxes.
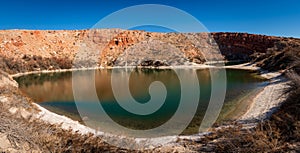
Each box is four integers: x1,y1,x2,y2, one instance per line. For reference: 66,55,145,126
0,55,74,74
207,59,300,152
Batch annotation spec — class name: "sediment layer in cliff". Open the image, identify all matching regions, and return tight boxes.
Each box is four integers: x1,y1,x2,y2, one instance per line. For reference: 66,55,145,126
1,29,299,74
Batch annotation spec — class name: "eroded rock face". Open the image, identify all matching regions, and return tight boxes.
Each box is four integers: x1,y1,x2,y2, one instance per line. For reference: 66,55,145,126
211,32,281,61
255,38,300,71
0,30,86,73
0,29,298,74
114,39,191,67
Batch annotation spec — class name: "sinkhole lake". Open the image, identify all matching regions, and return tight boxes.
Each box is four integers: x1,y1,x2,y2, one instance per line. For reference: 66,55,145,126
15,68,267,136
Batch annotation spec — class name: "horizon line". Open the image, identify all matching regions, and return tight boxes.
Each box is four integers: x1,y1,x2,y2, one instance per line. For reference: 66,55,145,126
0,28,298,39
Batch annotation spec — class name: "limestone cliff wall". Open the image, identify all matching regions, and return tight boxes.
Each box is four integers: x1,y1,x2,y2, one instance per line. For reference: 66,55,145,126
211,32,281,61
0,29,298,74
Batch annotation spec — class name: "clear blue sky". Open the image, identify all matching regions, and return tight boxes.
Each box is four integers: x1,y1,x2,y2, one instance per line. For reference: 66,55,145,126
0,0,299,38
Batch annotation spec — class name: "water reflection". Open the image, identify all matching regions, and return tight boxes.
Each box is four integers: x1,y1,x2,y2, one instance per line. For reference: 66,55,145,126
15,68,266,135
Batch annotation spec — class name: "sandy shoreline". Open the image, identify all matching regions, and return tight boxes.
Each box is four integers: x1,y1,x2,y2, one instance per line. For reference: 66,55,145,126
7,63,289,147
228,63,289,122
33,104,179,149
238,77,288,123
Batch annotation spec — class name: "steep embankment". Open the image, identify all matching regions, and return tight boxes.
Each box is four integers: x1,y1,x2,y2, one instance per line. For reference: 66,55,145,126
1,29,299,74
211,32,280,61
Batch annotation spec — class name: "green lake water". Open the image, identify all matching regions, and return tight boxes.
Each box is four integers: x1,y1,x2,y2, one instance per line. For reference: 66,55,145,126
15,68,267,136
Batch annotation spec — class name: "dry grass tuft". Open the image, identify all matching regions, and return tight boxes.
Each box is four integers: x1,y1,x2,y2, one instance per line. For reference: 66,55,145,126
204,64,300,152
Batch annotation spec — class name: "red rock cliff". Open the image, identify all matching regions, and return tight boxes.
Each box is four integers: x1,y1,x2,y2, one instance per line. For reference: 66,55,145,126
0,29,298,74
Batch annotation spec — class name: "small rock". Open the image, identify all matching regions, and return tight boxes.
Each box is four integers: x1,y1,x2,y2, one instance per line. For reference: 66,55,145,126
9,107,18,114
0,96,8,103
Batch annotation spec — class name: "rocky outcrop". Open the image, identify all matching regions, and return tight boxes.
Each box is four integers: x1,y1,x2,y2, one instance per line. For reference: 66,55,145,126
211,32,281,61
0,29,299,74
255,38,300,72
0,30,85,73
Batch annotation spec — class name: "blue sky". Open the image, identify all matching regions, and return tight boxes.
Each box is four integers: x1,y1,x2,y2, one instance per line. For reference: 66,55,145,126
0,0,299,38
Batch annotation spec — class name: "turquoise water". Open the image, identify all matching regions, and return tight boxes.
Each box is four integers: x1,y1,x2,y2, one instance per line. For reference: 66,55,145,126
15,68,267,135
